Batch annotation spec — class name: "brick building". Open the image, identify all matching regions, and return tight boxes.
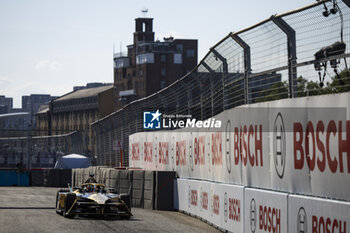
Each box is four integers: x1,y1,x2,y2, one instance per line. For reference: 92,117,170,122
36,84,115,157
113,17,198,108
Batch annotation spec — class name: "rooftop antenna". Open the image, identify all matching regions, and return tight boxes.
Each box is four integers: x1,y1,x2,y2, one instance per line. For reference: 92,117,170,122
141,7,148,17
120,42,122,56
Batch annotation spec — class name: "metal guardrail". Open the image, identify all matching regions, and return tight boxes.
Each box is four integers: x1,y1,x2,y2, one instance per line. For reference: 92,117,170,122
0,131,85,168
92,0,350,167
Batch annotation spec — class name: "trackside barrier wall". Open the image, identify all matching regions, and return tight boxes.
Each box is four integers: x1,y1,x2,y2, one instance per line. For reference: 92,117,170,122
288,195,350,233
43,169,72,187
143,170,155,209
177,179,245,232
71,167,175,210
30,170,44,186
176,178,350,233
0,169,73,187
129,92,350,202
132,170,145,208
0,170,30,186
244,188,288,233
131,93,350,232
119,170,133,195
154,171,176,210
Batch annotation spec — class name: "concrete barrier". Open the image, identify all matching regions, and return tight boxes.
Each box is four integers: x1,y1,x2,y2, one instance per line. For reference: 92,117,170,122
119,170,133,195
69,167,174,211
108,168,119,190
144,171,154,209
132,170,145,208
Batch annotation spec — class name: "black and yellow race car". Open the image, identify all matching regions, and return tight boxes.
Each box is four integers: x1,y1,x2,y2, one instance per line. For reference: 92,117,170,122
55,179,132,219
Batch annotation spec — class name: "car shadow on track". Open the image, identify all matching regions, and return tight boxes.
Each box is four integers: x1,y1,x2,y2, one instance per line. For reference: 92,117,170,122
0,207,55,209
59,214,141,221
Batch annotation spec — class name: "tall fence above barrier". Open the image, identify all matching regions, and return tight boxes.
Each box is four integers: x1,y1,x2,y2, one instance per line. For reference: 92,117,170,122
92,0,350,167
0,131,86,169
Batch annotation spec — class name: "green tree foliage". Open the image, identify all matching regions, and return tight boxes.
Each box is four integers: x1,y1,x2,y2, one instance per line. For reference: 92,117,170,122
255,81,288,103
255,69,350,103
328,69,350,93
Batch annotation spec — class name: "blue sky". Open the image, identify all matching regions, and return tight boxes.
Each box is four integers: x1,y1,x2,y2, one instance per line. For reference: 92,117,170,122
0,0,309,108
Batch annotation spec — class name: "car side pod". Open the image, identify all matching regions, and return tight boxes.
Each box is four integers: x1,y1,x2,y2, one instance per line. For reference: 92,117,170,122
63,193,76,218
119,193,132,219
55,189,76,218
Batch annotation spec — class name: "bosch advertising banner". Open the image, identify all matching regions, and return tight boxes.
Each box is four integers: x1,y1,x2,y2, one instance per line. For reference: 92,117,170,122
220,183,244,233
176,178,244,233
288,194,350,233
244,188,288,233
176,178,349,233
130,92,350,201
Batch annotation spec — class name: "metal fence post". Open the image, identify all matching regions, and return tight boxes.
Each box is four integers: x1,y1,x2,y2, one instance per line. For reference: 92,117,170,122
231,33,251,104
271,15,297,98
179,80,191,116
201,61,215,117
212,48,228,113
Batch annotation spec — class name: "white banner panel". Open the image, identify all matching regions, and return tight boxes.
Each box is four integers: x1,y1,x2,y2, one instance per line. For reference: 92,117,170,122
209,182,223,228
188,131,212,181
176,179,188,212
129,133,142,168
221,184,244,233
307,95,350,201
157,132,171,171
175,132,190,178
245,188,288,233
269,105,311,195
226,107,271,188
143,132,155,170
187,179,200,217
269,94,350,201
197,180,211,222
221,109,243,185
289,194,350,233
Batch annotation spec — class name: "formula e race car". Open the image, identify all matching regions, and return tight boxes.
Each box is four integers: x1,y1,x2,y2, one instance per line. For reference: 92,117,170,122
55,178,132,219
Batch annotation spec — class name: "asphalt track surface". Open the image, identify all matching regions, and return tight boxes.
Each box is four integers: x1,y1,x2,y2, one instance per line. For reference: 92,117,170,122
0,187,220,233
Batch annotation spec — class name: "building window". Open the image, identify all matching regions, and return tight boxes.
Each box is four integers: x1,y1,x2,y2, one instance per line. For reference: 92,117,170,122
136,53,154,64
176,44,183,52
160,55,166,62
174,53,182,64
186,49,195,57
139,69,144,76
161,68,166,76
